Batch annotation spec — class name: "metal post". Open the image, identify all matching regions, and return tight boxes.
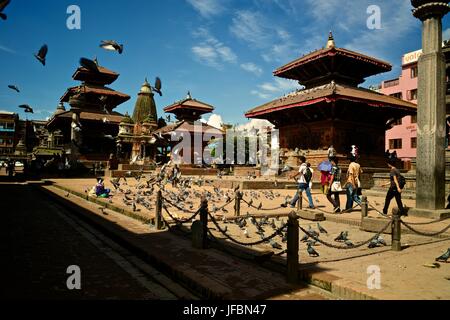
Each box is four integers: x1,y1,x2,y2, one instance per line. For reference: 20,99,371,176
287,211,299,284
200,195,209,249
155,190,163,230
391,208,402,251
235,191,242,217
361,196,368,218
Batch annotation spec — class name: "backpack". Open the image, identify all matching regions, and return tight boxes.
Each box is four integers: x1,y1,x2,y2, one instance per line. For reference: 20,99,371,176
398,174,406,189
304,167,313,183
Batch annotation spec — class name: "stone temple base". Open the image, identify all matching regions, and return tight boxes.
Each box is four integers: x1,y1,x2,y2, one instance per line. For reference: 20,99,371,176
407,208,450,220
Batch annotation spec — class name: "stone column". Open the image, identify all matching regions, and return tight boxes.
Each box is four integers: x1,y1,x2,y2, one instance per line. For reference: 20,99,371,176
412,0,450,210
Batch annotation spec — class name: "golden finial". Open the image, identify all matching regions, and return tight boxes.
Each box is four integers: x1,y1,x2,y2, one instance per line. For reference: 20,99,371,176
326,31,335,48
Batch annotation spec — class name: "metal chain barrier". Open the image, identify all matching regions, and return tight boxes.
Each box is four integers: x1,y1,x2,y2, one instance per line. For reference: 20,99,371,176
301,194,359,215
210,197,236,213
162,195,198,214
208,211,288,247
299,220,393,250
399,216,450,225
241,198,284,211
162,205,200,224
400,220,450,237
207,229,288,257
367,202,392,219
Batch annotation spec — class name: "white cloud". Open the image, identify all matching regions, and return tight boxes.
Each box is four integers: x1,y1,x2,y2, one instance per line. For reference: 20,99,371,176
0,44,16,54
229,10,300,63
251,90,272,99
191,27,237,69
186,0,224,18
241,62,263,76
201,113,224,129
444,28,450,41
251,78,299,100
235,119,274,132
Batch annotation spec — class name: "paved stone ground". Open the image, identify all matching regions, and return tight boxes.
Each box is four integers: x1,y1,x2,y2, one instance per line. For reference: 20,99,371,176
48,177,450,299
0,182,180,300
41,184,333,300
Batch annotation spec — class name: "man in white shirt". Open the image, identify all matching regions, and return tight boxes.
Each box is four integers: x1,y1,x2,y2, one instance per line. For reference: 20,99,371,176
289,156,315,209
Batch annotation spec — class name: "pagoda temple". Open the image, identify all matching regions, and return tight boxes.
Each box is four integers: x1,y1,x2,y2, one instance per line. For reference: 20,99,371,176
156,92,223,165
116,79,160,164
46,59,130,165
245,33,417,169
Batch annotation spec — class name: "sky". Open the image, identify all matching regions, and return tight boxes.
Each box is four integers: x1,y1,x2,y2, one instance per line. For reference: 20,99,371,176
0,0,449,129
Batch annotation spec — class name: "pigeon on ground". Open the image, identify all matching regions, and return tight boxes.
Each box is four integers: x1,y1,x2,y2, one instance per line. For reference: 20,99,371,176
247,199,253,208
345,240,354,247
435,248,450,263
317,223,328,234
18,104,33,113
307,243,320,257
8,85,19,93
376,235,387,246
257,203,263,210
243,228,249,238
34,44,48,66
269,239,283,250
80,57,99,73
334,231,348,242
100,40,123,54
0,0,11,20
300,233,309,242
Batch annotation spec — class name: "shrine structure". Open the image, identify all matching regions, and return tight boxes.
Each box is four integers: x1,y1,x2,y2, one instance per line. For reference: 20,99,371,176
245,33,417,172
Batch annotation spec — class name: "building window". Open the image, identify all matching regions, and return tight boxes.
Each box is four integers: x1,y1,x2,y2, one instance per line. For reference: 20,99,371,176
389,139,403,149
407,89,418,101
411,115,417,123
390,92,403,99
411,66,418,78
411,137,417,149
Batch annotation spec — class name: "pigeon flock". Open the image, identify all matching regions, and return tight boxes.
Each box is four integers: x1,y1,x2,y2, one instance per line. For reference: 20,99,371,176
2,1,163,119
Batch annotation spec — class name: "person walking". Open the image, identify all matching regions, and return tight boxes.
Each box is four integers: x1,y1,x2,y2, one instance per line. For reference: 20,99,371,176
327,157,342,213
382,158,406,216
345,156,362,210
289,156,315,209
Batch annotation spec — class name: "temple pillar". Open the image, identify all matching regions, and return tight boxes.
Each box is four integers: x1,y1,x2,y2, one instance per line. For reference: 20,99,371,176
412,1,450,211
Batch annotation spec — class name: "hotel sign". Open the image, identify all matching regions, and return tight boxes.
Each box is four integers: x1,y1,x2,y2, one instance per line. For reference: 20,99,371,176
402,49,422,65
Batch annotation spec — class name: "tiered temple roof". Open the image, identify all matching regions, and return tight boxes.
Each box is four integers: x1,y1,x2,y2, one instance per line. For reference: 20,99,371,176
164,92,214,122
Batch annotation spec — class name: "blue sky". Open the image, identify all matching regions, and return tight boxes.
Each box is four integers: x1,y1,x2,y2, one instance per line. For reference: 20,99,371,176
0,0,449,127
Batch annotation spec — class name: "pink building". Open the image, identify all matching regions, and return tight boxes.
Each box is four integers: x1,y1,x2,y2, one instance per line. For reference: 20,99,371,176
380,49,420,161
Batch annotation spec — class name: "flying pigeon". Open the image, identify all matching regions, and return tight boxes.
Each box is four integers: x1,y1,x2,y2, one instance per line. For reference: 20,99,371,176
435,248,450,263
8,85,19,93
79,57,99,73
34,44,48,66
0,0,11,21
18,104,33,113
100,40,123,54
307,243,320,257
153,77,162,96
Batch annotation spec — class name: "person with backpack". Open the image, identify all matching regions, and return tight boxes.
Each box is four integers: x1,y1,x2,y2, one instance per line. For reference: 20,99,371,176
382,158,406,216
289,156,315,209
345,155,362,210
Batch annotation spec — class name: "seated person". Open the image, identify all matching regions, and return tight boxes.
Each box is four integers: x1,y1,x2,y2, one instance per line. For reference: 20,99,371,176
95,178,111,198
